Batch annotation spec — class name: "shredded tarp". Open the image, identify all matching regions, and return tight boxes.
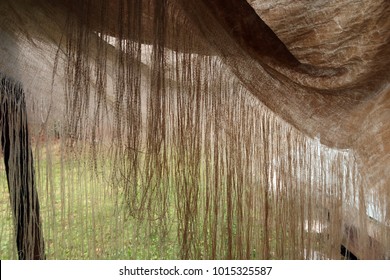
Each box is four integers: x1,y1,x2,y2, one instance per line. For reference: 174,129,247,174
0,0,389,259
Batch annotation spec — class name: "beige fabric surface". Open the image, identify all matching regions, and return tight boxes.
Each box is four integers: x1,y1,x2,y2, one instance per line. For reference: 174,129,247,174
0,0,389,259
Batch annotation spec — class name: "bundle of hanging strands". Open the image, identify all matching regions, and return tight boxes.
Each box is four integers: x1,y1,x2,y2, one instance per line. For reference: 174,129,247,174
0,0,389,259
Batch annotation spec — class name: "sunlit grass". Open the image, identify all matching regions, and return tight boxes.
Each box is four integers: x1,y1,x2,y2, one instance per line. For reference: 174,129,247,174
0,143,180,260
0,142,334,260
0,167,16,259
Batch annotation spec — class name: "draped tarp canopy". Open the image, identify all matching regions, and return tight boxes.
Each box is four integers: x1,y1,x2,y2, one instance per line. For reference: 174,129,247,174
0,0,389,259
